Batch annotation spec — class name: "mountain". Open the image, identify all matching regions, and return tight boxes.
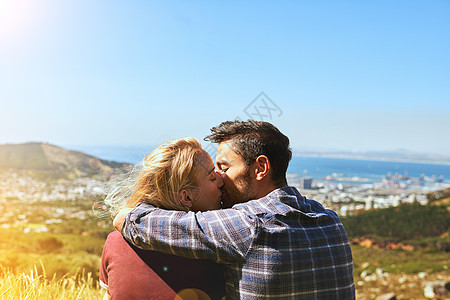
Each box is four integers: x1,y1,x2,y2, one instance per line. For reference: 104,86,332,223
0,142,131,180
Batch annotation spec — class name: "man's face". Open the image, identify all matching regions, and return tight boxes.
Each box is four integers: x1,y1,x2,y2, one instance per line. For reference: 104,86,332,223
215,141,256,208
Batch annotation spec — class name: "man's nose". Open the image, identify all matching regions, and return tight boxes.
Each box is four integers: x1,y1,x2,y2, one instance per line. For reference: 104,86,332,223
215,170,224,188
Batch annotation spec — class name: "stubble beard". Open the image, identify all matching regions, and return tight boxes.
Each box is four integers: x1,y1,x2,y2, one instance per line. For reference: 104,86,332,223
222,169,256,208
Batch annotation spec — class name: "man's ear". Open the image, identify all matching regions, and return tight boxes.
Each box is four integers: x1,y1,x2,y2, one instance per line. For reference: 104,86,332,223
254,155,270,181
178,189,194,209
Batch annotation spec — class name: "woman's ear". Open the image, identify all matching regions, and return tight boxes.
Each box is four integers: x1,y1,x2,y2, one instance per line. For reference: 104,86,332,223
178,189,194,209
255,155,270,181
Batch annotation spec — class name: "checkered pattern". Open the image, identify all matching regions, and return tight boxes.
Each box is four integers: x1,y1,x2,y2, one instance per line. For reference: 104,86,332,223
122,186,355,299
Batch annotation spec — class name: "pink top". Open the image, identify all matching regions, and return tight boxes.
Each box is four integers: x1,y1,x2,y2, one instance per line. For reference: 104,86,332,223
99,231,225,300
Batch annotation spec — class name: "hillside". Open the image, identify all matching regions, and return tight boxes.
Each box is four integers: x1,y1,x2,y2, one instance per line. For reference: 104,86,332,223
342,203,449,240
342,198,450,252
0,142,130,180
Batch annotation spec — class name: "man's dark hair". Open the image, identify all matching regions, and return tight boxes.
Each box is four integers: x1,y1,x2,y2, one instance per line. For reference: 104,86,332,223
205,120,292,185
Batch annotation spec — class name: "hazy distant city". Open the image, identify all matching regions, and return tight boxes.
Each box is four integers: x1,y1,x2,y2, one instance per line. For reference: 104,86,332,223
1,150,448,235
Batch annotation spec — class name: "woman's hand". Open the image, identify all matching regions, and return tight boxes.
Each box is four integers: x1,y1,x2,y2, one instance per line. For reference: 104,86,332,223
113,207,133,232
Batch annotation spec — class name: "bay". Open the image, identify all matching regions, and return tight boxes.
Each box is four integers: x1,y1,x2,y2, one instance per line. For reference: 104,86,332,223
66,145,450,184
288,156,450,182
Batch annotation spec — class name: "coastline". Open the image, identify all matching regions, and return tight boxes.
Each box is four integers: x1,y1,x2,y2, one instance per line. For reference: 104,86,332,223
293,153,450,167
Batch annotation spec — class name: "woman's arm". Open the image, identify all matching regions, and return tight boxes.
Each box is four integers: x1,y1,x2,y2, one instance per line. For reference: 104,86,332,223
113,206,133,232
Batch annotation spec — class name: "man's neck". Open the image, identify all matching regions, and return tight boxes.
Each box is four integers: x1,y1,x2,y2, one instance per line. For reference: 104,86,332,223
254,181,287,199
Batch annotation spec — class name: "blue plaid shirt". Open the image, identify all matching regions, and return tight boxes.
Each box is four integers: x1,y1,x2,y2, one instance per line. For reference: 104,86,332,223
122,186,355,299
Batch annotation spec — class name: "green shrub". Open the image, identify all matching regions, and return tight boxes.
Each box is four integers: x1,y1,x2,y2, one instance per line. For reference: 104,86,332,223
38,237,64,253
342,203,449,241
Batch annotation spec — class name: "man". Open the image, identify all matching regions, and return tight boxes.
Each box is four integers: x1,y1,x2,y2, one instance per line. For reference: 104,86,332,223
115,120,355,299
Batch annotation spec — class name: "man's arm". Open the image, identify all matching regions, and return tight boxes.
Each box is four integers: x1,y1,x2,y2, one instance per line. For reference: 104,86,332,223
119,202,258,263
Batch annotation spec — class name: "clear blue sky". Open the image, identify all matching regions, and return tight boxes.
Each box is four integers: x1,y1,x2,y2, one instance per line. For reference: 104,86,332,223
1,0,449,154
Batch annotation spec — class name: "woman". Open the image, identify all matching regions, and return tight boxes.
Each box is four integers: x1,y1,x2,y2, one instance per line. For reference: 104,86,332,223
99,138,225,300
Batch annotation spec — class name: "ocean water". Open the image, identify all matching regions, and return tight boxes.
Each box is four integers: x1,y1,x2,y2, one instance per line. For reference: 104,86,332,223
65,144,157,164
67,145,450,184
288,156,450,182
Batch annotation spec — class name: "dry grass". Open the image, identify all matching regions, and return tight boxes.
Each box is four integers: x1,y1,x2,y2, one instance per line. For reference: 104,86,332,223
0,264,103,300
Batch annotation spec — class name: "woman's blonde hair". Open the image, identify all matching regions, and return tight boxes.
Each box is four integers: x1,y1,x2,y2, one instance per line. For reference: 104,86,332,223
104,137,204,215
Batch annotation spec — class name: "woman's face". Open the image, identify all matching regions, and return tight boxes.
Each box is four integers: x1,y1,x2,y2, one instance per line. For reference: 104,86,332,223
190,150,223,212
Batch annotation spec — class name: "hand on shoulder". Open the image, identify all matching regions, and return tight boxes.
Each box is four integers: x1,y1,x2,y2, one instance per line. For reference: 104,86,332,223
113,207,134,232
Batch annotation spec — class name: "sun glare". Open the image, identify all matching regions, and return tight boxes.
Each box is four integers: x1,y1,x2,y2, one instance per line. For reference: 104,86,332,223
0,0,40,41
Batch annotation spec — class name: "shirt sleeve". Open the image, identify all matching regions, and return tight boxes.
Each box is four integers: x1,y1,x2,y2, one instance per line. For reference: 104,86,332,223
121,202,259,264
